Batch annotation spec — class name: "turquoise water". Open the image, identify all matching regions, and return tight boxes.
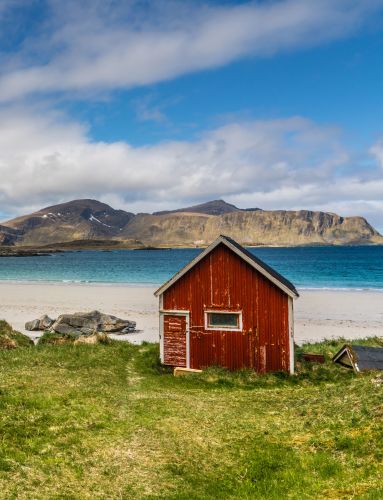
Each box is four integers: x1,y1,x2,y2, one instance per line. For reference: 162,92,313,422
1,246,383,290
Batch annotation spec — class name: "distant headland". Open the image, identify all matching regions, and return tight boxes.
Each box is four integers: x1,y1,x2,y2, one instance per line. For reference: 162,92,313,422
1,198,382,249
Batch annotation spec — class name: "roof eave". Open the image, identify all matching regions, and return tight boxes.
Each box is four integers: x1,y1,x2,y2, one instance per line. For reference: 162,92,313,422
154,238,223,297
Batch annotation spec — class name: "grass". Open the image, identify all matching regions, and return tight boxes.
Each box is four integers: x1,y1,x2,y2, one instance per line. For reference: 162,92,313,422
0,320,34,349
0,338,382,499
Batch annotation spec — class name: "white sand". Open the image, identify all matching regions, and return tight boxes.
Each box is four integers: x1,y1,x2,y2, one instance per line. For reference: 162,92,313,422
295,290,383,343
1,283,382,344
0,283,158,344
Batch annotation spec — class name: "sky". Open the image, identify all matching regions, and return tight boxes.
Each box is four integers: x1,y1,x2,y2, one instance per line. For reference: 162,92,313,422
1,0,383,230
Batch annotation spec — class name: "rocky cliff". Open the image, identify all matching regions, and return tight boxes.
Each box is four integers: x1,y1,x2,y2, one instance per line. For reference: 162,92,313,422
0,224,22,245
1,199,382,247
120,209,383,246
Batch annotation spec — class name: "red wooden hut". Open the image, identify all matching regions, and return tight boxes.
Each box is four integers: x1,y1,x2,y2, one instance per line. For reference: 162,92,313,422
154,235,299,373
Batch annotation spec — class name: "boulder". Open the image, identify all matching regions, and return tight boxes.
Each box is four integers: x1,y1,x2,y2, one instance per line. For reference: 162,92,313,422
96,312,136,333
25,314,55,331
49,310,136,336
25,319,40,331
39,315,55,330
51,322,83,337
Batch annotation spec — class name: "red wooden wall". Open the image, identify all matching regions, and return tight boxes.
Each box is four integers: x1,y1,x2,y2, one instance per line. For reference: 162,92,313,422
162,243,290,372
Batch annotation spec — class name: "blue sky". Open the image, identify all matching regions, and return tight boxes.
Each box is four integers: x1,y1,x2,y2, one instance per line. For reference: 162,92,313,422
86,32,383,149
1,0,383,230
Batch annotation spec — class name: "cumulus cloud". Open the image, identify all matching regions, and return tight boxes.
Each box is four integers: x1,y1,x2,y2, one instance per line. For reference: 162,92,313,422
1,106,383,230
0,0,382,101
0,1,382,225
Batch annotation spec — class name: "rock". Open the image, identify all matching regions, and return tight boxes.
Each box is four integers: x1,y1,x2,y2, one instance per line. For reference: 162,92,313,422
49,310,136,337
51,322,82,337
98,312,136,333
39,315,55,330
121,326,134,334
25,314,55,331
25,319,41,331
50,312,98,336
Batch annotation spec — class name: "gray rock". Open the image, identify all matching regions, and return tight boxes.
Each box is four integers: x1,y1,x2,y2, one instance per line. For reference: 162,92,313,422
97,312,136,333
25,314,55,331
25,318,41,331
51,313,97,336
120,325,137,334
51,322,82,337
39,315,55,330
49,310,136,337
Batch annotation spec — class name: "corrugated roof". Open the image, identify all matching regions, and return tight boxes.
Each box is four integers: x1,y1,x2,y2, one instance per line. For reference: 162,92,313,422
154,234,299,298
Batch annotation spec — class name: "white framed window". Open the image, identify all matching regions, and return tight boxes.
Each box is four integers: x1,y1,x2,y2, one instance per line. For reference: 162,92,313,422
204,310,243,331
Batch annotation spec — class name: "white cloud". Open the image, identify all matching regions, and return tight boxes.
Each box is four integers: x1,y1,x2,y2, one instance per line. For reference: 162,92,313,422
0,0,381,101
1,106,383,230
132,93,182,123
370,139,383,168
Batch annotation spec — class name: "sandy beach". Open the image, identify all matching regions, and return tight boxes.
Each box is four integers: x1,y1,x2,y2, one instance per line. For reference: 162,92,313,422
1,282,382,344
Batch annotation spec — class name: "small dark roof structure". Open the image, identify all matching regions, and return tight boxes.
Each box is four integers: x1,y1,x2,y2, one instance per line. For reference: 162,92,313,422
154,235,299,298
333,345,383,373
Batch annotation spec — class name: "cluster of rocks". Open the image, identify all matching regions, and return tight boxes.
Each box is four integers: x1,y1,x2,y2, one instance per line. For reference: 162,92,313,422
25,310,136,337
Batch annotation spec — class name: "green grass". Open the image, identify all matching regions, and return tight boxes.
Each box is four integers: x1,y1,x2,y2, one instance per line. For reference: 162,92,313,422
0,320,34,349
0,338,382,499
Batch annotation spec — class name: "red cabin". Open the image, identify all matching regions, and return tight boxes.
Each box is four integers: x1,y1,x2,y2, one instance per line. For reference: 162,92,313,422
154,235,299,373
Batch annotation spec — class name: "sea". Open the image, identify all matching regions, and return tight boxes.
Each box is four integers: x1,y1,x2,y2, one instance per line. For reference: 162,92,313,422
1,246,383,291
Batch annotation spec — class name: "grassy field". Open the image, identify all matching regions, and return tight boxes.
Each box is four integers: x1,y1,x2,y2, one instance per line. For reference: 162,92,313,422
0,337,382,499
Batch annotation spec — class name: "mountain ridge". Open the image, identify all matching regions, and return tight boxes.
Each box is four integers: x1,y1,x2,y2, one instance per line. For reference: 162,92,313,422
153,199,241,216
1,198,382,247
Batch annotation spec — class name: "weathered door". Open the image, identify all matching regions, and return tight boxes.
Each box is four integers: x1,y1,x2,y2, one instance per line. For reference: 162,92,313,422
163,314,187,367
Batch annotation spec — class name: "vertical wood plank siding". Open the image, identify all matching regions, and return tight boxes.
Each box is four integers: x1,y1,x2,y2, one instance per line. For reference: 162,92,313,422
162,243,290,372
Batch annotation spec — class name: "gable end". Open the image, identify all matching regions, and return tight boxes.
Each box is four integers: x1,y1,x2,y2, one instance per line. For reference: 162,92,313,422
155,235,299,299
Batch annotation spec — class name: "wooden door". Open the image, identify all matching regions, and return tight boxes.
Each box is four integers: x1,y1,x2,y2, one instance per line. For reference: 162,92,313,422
163,314,187,367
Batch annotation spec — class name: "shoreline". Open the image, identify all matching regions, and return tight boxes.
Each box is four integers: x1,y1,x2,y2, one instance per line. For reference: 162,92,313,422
0,280,161,287
1,279,383,293
1,282,382,345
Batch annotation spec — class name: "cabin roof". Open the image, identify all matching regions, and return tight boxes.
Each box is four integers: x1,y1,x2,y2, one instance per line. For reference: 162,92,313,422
154,235,299,298
333,344,383,372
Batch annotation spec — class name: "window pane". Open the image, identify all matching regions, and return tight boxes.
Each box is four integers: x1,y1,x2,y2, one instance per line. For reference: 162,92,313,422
208,313,239,328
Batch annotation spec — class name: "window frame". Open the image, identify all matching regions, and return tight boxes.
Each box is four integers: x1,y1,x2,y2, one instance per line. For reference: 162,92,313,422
204,310,243,332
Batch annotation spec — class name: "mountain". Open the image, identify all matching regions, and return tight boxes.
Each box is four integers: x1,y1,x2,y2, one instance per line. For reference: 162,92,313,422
153,199,240,216
3,199,134,246
0,224,22,245
120,209,383,247
1,198,382,247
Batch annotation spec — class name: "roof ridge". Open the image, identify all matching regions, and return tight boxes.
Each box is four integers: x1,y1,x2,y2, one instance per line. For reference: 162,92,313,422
155,235,299,298
219,235,298,296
